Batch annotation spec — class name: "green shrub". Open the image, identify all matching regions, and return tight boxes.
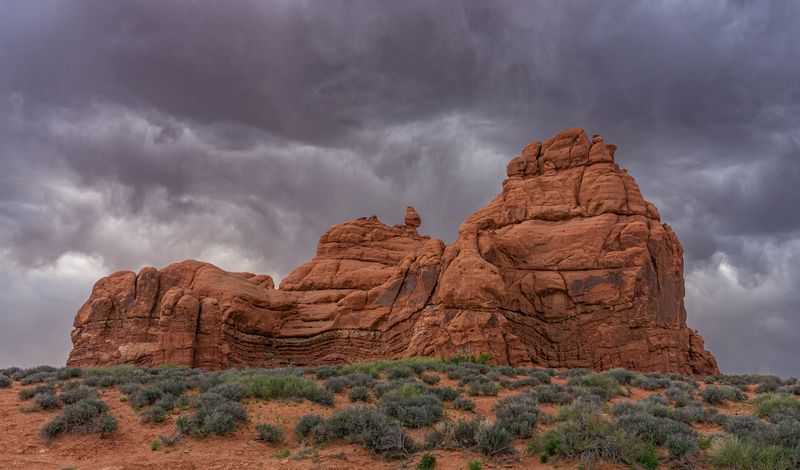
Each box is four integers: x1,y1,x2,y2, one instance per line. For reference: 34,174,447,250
295,414,325,443
753,393,800,418
453,396,475,411
420,373,440,385
428,386,459,402
416,453,436,470
476,422,514,457
325,376,349,393
19,384,55,400
235,374,334,406
256,423,284,443
40,398,112,440
379,392,443,428
615,412,694,446
567,373,622,399
33,392,62,410
348,386,370,402
665,432,699,458
59,386,98,405
701,384,745,404
708,435,793,470
494,394,539,437
0,376,11,388
532,384,572,404
324,406,415,458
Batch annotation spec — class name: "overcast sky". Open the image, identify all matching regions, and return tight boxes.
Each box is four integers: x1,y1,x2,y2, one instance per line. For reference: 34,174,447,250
1,1,798,376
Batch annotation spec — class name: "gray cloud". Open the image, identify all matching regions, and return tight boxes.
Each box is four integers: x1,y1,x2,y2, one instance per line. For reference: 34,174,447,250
1,1,798,375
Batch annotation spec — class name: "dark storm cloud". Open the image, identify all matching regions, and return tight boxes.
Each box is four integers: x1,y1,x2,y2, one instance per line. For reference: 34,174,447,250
1,1,799,375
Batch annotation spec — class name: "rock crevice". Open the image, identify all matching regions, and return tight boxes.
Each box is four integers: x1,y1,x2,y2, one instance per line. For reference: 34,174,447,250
67,128,719,375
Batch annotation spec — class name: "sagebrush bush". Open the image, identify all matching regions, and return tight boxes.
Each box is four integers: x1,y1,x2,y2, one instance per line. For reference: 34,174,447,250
567,373,622,400
493,394,539,438
615,412,694,446
59,386,98,405
428,386,459,402
476,422,514,457
19,384,55,400
453,396,475,411
348,386,370,402
420,373,440,385
379,392,443,428
324,406,415,458
256,423,284,443
325,376,349,393
33,392,62,410
295,413,325,443
701,384,745,404
41,398,114,440
532,384,572,404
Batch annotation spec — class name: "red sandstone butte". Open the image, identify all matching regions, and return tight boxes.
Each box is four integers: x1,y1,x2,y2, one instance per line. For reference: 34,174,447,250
67,128,719,375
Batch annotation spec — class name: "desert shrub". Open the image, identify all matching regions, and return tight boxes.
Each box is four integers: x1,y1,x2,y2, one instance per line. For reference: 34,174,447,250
532,384,573,404
295,414,325,443
314,366,341,379
345,373,374,388
603,368,637,385
324,406,415,458
0,375,13,388
722,414,765,437
384,365,413,380
206,382,246,402
41,398,114,440
503,377,540,390
256,423,284,443
558,368,591,378
567,373,622,399
235,374,334,406
707,435,794,470
128,385,164,408
665,432,699,458
428,386,459,402
466,380,499,397
379,392,443,428
631,374,670,390
416,453,436,470
348,386,370,402
19,384,55,400
176,392,248,437
615,412,694,446
670,402,718,424
374,379,425,398
453,396,475,411
701,384,745,404
33,392,62,410
325,376,349,393
494,394,539,438
753,393,800,418
420,373,440,385
476,422,514,457
531,411,642,468
140,396,175,424
59,386,98,405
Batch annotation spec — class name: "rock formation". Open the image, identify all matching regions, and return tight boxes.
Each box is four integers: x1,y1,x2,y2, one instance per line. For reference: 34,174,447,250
68,128,719,375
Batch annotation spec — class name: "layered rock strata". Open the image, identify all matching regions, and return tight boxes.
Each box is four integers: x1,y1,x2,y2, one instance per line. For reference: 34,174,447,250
68,128,719,374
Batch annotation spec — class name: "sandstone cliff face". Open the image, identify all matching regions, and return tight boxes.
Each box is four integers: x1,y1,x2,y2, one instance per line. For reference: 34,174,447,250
68,128,718,375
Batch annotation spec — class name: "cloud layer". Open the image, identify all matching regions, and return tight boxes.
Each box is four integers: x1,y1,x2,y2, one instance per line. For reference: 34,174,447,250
1,1,798,375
